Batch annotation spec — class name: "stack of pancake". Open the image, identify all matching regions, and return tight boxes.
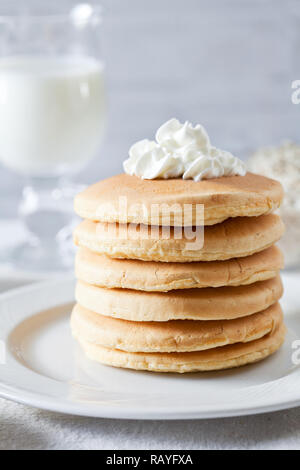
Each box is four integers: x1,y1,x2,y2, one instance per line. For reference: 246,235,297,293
72,172,286,373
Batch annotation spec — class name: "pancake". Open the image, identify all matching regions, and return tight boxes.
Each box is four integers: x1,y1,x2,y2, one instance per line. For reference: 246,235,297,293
74,322,286,373
71,302,283,353
75,245,283,291
74,173,283,226
74,213,284,262
75,275,283,321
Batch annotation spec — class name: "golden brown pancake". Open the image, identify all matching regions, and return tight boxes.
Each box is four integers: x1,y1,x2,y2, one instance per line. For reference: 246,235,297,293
75,245,283,291
71,302,283,353
74,322,286,373
74,173,283,226
75,275,283,321
74,213,284,262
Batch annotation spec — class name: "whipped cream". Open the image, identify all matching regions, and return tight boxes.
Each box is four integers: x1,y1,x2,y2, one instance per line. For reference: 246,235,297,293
123,118,246,181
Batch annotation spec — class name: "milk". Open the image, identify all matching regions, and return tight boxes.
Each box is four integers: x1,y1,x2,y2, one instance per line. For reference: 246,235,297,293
0,56,106,176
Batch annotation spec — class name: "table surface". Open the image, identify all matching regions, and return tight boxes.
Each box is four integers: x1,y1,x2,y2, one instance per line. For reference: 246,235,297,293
1,396,300,450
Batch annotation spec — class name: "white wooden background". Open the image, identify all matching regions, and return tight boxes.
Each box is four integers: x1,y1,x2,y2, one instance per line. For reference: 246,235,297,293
1,0,300,216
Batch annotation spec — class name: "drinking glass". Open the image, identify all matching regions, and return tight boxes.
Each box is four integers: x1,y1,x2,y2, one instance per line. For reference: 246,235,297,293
0,2,106,272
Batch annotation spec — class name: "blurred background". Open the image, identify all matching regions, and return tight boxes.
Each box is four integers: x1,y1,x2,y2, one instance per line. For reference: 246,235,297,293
1,0,300,216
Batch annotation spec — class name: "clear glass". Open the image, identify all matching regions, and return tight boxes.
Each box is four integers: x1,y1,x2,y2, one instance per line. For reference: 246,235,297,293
0,2,106,273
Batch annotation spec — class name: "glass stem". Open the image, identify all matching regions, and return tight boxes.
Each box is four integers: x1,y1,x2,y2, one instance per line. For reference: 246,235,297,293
19,176,75,246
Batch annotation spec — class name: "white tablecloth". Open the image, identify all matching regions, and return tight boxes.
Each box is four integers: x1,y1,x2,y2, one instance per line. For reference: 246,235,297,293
1,397,300,450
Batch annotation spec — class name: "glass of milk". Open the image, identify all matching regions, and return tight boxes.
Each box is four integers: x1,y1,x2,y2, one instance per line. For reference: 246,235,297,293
0,3,106,272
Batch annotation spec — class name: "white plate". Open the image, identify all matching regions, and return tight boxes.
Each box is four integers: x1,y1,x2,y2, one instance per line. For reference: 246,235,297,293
0,273,300,420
